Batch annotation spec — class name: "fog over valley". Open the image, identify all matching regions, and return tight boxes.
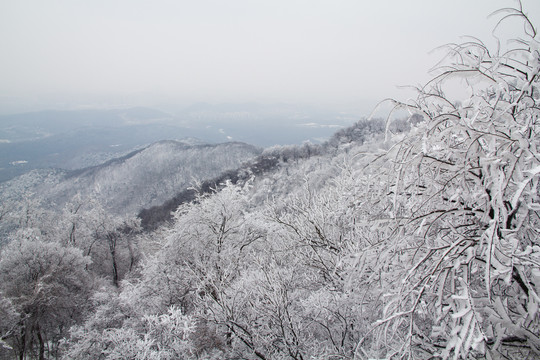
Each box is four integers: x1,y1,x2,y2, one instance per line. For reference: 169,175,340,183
0,103,358,182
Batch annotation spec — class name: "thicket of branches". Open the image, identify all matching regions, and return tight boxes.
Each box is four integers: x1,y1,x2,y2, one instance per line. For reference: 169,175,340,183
357,3,540,358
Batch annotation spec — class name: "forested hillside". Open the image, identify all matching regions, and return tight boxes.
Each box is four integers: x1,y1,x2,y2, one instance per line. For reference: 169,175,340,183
0,141,260,218
137,117,389,230
1,5,539,360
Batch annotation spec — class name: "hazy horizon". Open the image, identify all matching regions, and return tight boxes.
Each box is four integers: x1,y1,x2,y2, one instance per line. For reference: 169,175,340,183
1,0,539,115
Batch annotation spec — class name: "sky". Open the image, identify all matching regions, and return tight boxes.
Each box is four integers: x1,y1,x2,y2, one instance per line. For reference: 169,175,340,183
0,0,538,114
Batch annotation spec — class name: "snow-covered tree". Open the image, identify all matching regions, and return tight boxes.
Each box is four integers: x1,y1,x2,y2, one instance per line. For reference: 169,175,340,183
354,4,540,359
0,295,19,356
64,305,197,360
62,182,258,359
60,197,142,287
0,237,91,360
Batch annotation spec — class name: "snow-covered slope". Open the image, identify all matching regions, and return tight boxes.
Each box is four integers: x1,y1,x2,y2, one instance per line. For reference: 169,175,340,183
0,140,261,215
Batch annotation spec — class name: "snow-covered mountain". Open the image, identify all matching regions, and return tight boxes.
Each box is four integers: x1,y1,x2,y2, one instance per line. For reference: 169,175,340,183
0,140,260,216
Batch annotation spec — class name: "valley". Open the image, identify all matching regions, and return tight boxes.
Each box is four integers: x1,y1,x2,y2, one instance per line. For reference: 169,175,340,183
0,103,357,182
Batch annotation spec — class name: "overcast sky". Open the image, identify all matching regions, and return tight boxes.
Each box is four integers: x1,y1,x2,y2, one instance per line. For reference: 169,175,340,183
0,0,538,114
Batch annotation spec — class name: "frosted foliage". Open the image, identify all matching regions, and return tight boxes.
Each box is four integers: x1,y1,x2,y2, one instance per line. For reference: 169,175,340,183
0,296,18,351
162,181,255,299
64,306,196,360
161,160,383,359
64,182,258,359
0,238,91,359
353,7,540,359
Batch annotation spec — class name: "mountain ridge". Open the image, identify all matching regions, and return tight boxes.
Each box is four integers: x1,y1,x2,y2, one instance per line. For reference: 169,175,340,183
0,140,261,216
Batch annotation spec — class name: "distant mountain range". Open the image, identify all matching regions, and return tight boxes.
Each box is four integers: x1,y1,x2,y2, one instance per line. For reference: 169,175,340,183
0,104,360,182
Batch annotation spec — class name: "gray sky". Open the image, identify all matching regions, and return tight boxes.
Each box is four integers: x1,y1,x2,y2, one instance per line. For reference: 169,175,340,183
0,0,538,113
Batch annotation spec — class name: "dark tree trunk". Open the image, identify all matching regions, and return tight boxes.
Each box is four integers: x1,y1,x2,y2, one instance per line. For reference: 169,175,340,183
111,254,119,287
36,324,45,360
108,233,119,287
18,326,25,360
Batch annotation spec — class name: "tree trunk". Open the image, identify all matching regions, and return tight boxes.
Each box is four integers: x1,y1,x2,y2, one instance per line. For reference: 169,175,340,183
108,233,119,287
127,236,136,272
18,326,25,360
36,324,45,360
111,253,119,287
